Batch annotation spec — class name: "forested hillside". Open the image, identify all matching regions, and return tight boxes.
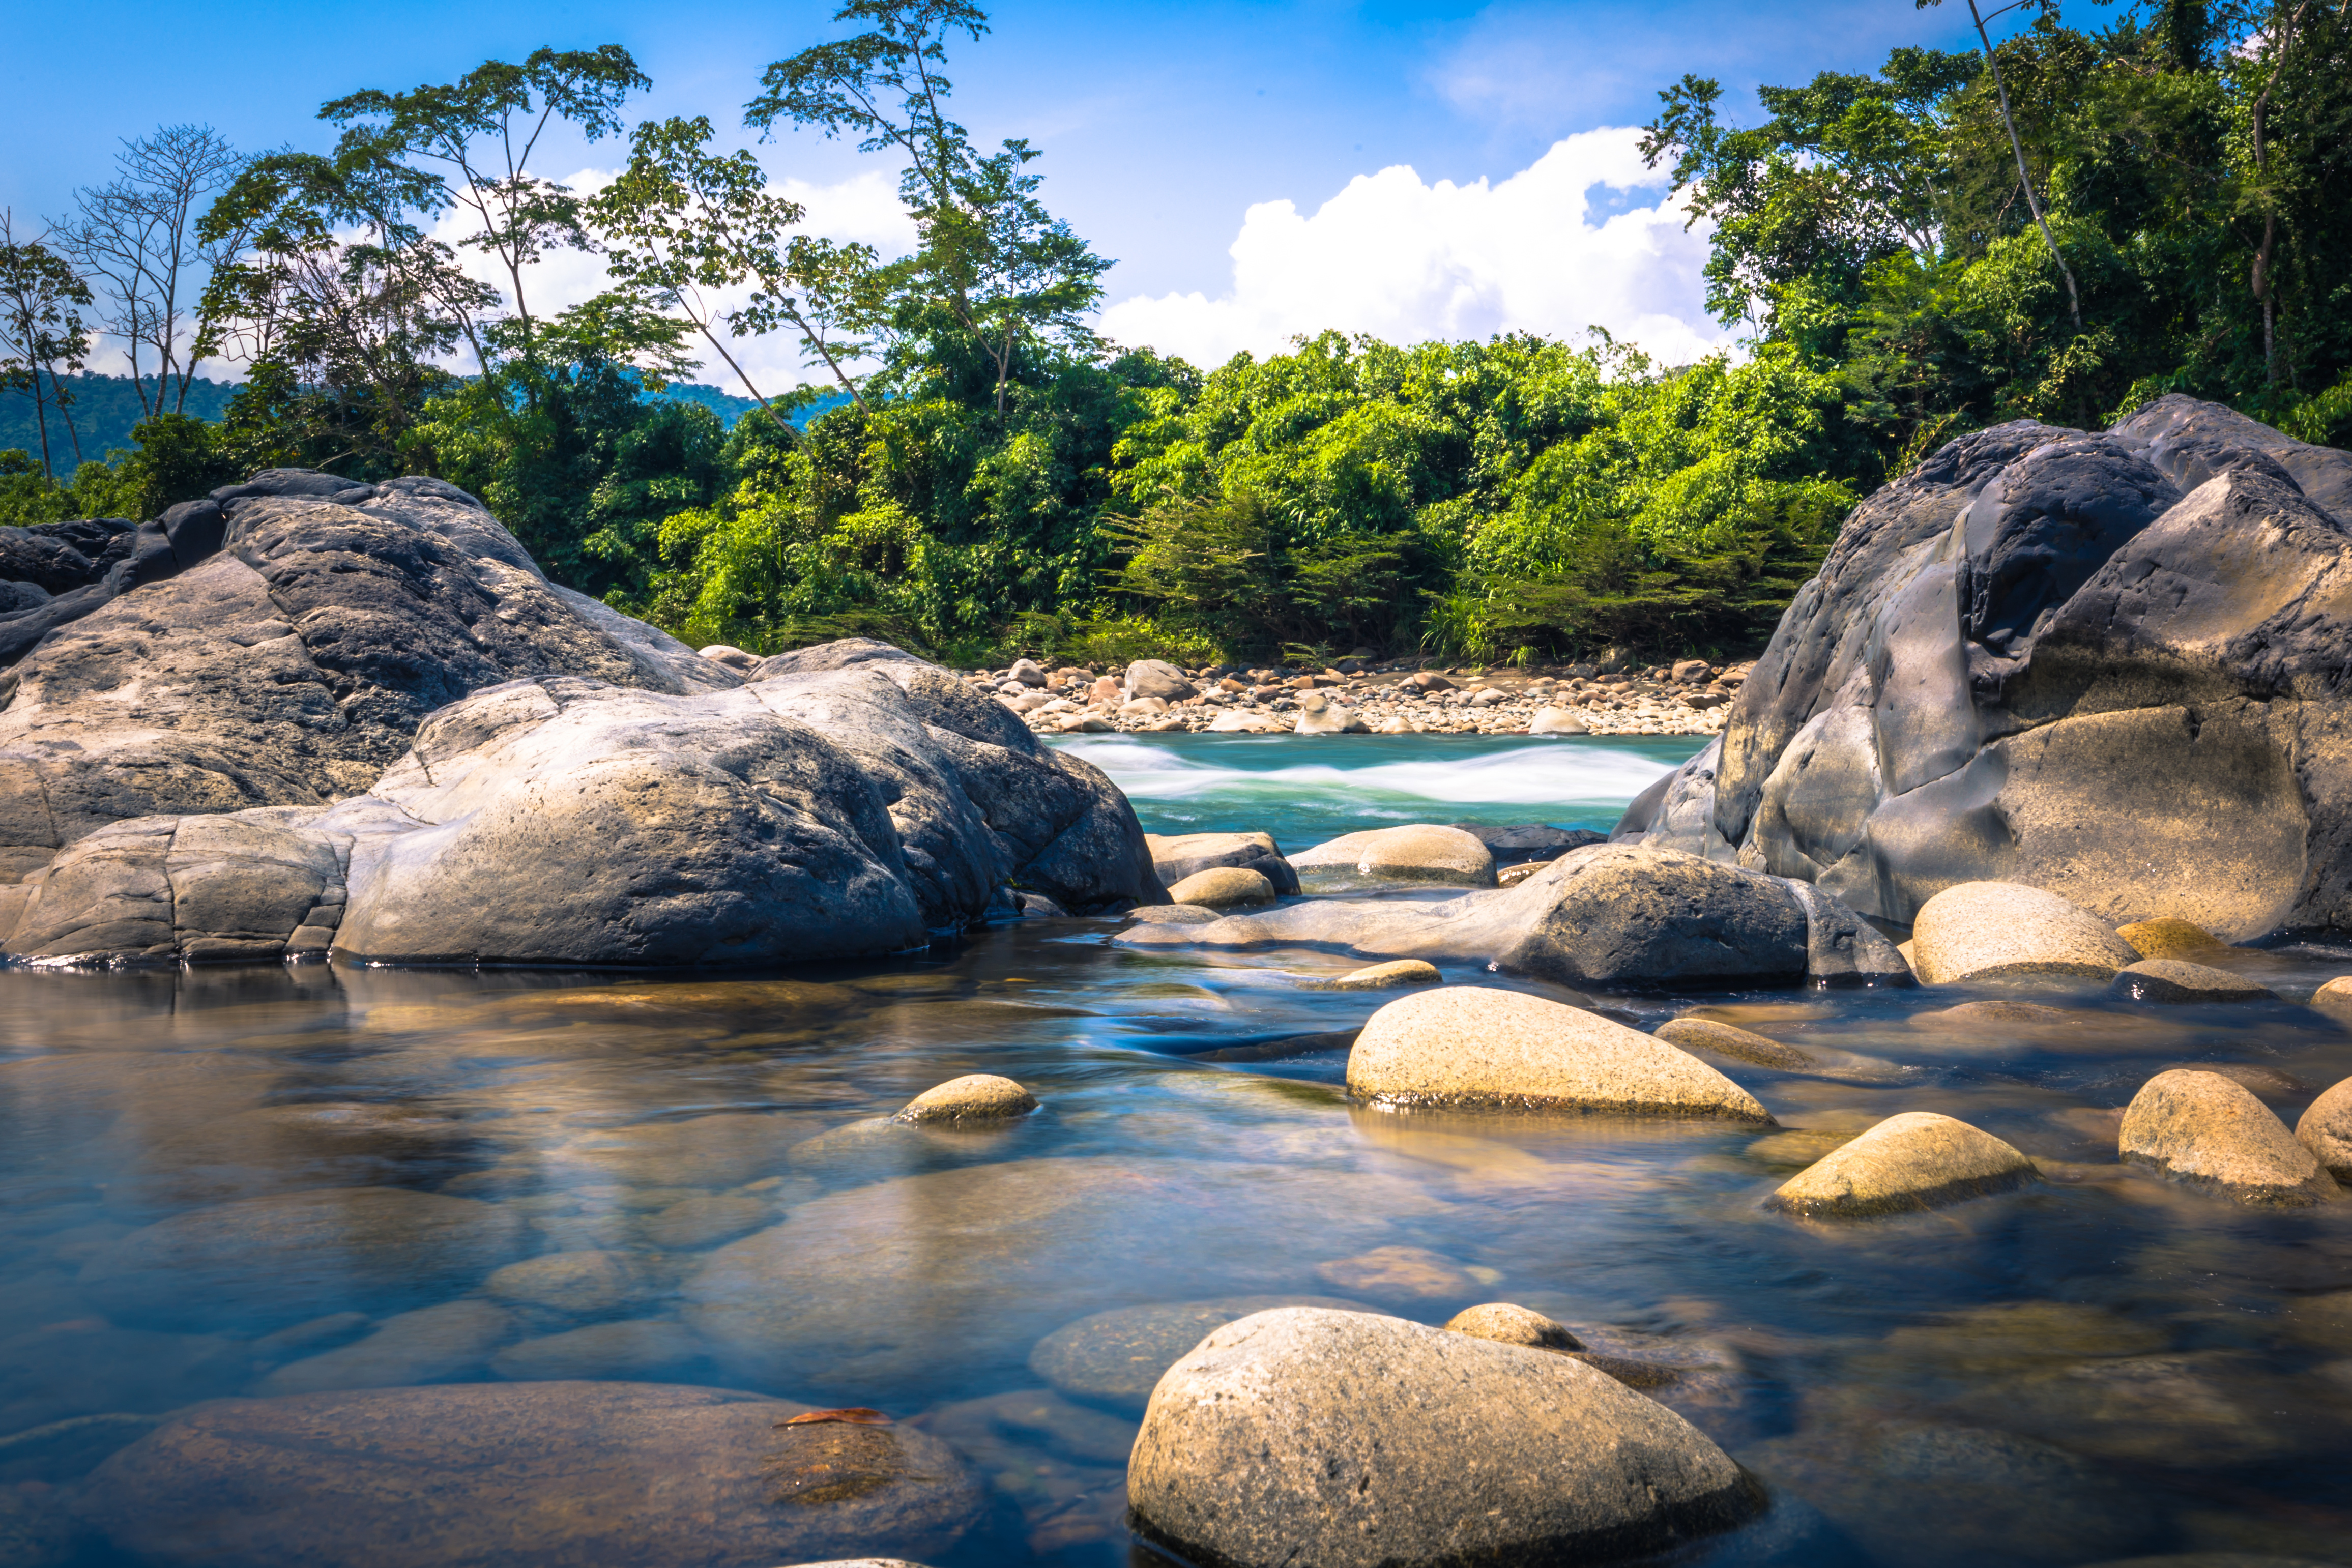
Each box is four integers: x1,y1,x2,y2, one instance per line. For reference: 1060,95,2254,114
4,0,2344,665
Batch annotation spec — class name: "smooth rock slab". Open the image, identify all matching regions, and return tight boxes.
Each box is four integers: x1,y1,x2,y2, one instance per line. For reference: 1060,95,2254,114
1910,882,2141,984
1768,1112,2041,1217
257,1300,515,1395
2120,1069,2336,1206
1027,1294,1365,1405
1165,866,1276,909
1126,1308,1761,1568
2110,958,2276,1003
1654,1016,1815,1069
1326,958,1440,990
2295,1076,2352,1183
893,1073,1037,1123
1348,988,1773,1121
1290,825,1496,889
80,1382,983,1568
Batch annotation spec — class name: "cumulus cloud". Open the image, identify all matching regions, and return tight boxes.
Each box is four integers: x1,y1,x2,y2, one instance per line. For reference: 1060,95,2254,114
1096,128,1735,369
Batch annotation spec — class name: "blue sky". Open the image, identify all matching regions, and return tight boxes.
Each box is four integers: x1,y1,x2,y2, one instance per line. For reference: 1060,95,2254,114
6,0,1992,379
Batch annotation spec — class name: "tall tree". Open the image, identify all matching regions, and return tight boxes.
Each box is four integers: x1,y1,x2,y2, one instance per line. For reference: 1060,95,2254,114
746,1,1111,413
0,213,94,478
584,114,881,425
319,46,650,364
62,125,246,416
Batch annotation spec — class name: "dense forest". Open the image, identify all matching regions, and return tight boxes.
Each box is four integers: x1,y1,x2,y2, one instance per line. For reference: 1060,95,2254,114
3,0,2346,665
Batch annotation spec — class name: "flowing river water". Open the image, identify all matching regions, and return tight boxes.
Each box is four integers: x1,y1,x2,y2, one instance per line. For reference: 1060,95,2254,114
6,733,2352,1567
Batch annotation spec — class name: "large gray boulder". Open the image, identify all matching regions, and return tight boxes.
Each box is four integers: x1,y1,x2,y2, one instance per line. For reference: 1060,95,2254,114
0,473,1160,965
1619,398,2352,939
1125,1306,1762,1568
1120,840,1908,989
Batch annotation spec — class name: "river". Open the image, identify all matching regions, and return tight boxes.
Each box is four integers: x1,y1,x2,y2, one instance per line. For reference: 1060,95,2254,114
4,732,2350,1567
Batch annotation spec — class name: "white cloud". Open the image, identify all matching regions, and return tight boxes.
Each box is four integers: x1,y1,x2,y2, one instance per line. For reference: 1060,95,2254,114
1096,129,1734,369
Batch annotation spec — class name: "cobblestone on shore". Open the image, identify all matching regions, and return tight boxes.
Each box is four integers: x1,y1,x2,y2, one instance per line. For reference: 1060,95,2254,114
969,658,1746,739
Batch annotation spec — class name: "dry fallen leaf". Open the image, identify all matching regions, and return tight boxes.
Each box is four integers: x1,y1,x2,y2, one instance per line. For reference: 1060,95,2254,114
777,1407,892,1427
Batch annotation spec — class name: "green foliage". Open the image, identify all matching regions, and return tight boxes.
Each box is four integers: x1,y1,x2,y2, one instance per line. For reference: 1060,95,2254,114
1644,0,2352,463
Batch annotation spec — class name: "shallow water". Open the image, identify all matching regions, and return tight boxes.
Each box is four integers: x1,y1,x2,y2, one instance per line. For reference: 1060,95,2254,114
4,736,2352,1567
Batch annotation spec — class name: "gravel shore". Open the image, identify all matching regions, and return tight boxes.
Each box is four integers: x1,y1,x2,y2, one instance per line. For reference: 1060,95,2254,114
970,658,1748,738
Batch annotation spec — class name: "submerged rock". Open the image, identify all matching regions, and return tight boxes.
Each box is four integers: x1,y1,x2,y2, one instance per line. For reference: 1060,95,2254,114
1655,1015,1815,1069
2119,1069,2336,1206
1120,841,1896,989
1126,1307,1761,1568
1028,1295,1366,1405
1910,881,2140,983
77,1186,526,1331
1312,1245,1478,1300
79,1382,985,1568
1768,1112,2041,1217
257,1300,515,1395
1346,987,1773,1121
2109,959,2276,1003
1324,958,1440,990
892,1073,1038,1123
1290,824,1496,889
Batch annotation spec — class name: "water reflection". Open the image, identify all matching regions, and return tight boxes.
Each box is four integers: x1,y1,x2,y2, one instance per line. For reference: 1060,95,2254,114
4,767,2352,1562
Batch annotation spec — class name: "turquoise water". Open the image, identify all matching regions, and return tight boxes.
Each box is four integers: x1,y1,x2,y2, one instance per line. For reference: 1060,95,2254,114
3,735,2351,1568
1055,731,1704,847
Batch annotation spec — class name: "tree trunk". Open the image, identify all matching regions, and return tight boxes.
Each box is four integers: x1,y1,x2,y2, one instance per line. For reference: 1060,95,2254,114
1965,0,2083,331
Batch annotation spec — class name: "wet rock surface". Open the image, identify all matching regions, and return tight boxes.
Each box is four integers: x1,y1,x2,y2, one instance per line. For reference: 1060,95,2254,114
1346,986,1773,1120
1768,1112,2041,1217
1126,1307,1761,1568
1911,881,2141,983
79,1381,985,1568
2119,1069,2336,1206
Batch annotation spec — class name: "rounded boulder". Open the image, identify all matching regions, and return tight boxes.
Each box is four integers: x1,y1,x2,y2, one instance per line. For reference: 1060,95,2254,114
1125,659,1197,703
2114,917,2228,960
892,1073,1037,1124
1028,1294,1364,1406
1444,1301,1582,1351
2295,1076,2352,1183
1910,882,2140,984
1347,987,1773,1122
1290,825,1497,890
1126,1307,1761,1568
2120,1069,2336,1206
1165,866,1277,910
1767,1112,2041,1217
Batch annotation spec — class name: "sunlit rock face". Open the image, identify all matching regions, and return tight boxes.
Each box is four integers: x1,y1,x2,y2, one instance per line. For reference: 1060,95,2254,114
1621,396,2352,939
0,472,1159,965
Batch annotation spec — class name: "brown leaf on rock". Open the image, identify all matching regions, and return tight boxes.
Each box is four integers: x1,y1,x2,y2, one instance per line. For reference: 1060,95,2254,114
777,1407,893,1427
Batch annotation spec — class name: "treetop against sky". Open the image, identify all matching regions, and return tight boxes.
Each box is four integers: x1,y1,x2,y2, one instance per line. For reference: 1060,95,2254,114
5,0,1990,378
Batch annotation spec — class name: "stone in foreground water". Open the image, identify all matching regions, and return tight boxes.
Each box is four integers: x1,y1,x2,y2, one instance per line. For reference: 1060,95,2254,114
2121,1069,2337,1206
1127,1307,1760,1568
81,1382,985,1568
1768,1112,2041,1217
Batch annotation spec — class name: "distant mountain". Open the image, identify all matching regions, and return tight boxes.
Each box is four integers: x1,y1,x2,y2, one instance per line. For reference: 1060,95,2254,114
0,375,239,466
2,373,856,470
657,381,855,428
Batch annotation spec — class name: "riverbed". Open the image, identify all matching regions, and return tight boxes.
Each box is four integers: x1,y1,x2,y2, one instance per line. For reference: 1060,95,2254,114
5,733,2352,1567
